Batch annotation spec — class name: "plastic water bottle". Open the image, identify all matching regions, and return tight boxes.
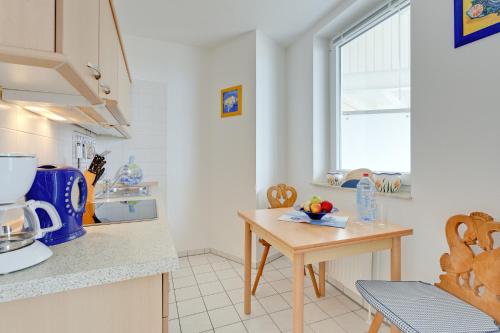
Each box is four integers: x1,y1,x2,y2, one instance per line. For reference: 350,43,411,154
356,173,377,221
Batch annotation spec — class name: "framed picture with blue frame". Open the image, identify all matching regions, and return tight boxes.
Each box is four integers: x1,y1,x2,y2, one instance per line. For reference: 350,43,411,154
221,85,242,118
455,0,500,47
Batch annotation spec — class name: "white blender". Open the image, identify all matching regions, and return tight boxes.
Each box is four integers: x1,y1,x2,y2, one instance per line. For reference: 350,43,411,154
0,153,62,274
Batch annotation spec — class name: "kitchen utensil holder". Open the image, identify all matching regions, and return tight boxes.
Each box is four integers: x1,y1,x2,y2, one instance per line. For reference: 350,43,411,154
83,170,96,204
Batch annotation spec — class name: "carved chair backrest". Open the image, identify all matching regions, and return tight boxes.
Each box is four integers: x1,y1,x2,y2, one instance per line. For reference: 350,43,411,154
436,212,500,322
267,184,297,209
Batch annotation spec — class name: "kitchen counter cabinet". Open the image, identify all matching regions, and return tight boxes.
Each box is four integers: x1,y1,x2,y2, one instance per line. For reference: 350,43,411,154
0,217,178,303
0,188,176,333
0,273,169,333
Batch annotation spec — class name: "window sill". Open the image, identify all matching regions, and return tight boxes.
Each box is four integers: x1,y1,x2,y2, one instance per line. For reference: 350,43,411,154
312,182,412,200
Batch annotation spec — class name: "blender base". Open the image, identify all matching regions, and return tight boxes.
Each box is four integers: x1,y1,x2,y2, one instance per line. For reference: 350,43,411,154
0,240,53,274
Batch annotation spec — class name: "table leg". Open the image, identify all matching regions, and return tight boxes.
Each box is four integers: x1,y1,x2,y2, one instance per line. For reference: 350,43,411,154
390,237,401,333
244,222,252,315
319,262,326,297
293,253,305,333
391,237,401,281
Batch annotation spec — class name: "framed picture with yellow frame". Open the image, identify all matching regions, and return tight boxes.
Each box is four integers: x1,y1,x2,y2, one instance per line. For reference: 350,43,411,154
455,0,500,47
221,85,242,118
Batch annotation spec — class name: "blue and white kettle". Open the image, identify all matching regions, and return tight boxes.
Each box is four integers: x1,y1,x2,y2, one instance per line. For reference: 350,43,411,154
26,165,87,246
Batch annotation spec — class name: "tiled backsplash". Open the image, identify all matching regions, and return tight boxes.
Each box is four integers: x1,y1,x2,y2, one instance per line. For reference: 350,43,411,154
0,80,167,190
0,102,76,166
96,80,167,190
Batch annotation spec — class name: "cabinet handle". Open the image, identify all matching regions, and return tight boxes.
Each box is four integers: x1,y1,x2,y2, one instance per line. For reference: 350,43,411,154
87,62,101,80
100,83,111,95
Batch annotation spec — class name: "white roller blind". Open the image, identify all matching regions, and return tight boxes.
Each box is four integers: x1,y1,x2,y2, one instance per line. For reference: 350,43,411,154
334,1,411,173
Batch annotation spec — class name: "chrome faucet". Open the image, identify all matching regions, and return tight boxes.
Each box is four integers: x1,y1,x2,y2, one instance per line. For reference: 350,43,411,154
94,165,130,198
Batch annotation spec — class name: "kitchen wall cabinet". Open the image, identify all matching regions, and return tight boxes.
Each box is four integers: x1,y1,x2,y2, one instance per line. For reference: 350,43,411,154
55,0,100,99
0,0,132,137
0,0,55,52
99,0,132,125
117,46,132,124
0,274,169,333
99,0,120,101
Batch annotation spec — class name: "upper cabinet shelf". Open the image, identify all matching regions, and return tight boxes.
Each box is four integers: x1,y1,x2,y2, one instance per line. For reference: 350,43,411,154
0,0,132,137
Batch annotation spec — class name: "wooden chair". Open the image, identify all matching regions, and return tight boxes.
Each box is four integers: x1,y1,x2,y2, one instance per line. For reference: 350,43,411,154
356,212,500,333
252,184,322,298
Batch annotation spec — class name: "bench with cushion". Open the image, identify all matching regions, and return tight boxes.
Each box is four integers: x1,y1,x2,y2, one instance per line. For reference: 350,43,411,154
357,212,500,333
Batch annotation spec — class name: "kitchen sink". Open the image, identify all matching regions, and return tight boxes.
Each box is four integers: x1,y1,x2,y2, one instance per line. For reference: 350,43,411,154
84,199,158,226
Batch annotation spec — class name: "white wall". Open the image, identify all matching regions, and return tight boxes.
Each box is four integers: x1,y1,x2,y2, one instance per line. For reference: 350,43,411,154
255,31,288,208
97,35,209,253
201,31,288,262
410,0,500,278
286,0,500,290
205,32,258,260
95,32,289,261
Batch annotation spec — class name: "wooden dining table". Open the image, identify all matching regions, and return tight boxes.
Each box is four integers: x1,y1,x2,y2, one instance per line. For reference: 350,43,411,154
238,208,413,333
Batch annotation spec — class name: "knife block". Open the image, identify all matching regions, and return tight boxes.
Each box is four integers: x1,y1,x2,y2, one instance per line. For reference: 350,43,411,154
83,170,96,205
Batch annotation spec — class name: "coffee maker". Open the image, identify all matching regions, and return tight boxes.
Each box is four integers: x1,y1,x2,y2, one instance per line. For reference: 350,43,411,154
0,153,62,274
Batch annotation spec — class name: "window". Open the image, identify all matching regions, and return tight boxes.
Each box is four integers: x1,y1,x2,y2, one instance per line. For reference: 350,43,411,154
335,1,411,173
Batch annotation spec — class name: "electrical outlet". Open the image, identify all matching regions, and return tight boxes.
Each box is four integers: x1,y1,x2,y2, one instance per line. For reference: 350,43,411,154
72,131,96,171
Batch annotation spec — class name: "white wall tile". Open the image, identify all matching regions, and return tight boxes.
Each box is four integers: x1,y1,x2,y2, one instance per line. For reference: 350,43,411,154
15,132,37,156
0,128,17,151
0,103,78,167
96,80,167,191
0,104,18,130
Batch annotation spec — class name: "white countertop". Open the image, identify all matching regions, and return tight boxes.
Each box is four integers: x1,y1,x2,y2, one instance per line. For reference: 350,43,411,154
0,188,179,303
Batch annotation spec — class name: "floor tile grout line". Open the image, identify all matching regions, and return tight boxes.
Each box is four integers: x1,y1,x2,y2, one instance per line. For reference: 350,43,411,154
175,253,370,333
171,277,184,323
172,285,180,322
197,255,251,333
261,267,347,329
174,257,212,332
188,259,215,332
204,254,273,332
195,253,318,331
233,262,289,332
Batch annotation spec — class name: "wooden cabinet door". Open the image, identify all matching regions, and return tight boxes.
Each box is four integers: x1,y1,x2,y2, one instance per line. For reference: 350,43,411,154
55,0,100,97
99,0,119,100
0,275,163,333
117,48,132,124
0,0,55,51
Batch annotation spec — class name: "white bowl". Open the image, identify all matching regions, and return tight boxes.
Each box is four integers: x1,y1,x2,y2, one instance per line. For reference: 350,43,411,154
0,153,37,204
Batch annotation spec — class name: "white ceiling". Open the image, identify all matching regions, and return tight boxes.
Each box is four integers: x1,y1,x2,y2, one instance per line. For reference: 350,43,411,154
113,0,343,47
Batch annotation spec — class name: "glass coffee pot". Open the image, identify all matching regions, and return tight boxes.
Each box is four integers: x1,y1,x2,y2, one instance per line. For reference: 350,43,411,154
0,200,61,253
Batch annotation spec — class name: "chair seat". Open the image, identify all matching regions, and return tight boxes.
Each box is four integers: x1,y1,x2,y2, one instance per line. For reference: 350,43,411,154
356,280,499,333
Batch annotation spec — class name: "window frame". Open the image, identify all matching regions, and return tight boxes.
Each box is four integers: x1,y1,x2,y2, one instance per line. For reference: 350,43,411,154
331,0,411,183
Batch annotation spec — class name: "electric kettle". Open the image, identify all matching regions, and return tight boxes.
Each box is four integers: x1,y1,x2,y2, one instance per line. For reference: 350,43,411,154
26,165,87,246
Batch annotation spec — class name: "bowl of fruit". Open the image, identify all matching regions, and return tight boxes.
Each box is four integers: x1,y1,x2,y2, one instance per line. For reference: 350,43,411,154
299,196,336,220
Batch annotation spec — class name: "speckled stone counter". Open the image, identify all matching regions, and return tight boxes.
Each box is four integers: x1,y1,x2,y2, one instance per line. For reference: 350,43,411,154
0,189,178,303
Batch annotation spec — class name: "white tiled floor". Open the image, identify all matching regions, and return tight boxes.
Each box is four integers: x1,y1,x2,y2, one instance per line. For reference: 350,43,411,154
168,253,390,333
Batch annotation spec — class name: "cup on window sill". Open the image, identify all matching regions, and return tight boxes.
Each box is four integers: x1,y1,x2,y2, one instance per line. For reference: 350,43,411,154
327,171,345,187
373,172,402,193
